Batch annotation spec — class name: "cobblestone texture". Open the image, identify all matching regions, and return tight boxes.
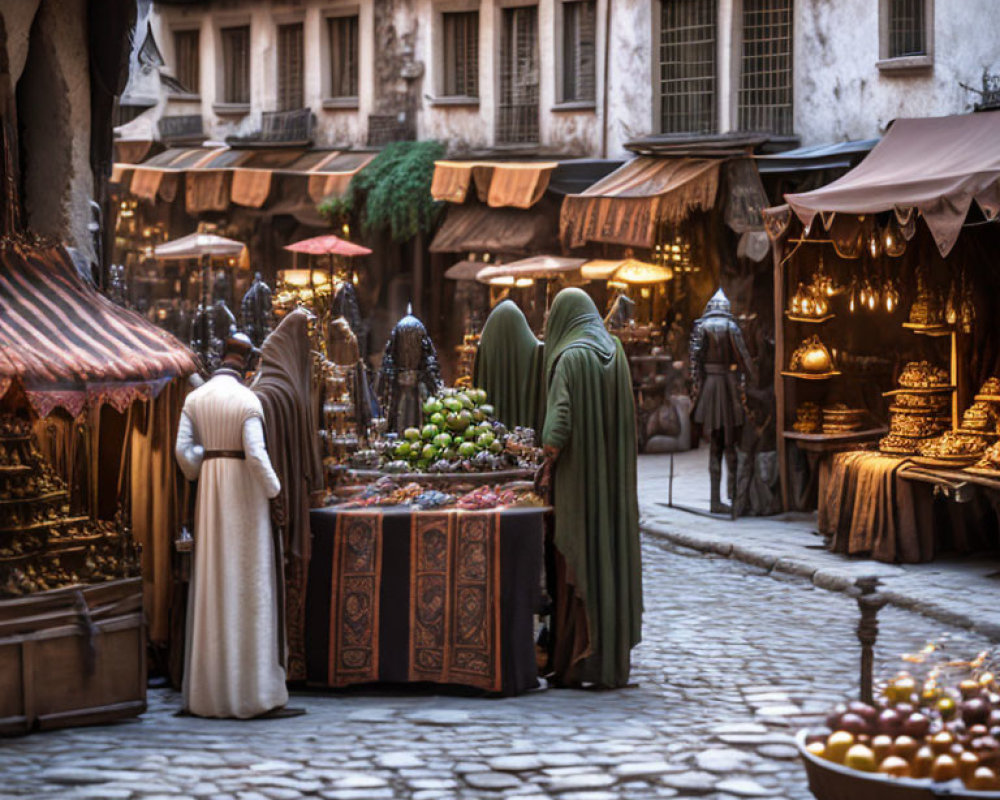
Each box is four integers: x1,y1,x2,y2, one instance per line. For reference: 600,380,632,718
640,449,1000,642
0,527,988,799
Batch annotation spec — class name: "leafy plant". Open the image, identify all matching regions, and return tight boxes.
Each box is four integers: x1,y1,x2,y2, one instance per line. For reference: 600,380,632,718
319,141,445,243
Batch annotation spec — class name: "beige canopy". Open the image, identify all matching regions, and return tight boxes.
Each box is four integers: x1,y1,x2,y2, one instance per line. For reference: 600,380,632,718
475,255,585,284
775,113,1000,256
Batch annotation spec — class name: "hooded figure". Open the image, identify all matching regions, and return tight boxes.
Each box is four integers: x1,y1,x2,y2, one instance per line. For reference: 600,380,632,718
375,311,443,433
473,300,544,432
540,288,642,689
251,309,324,681
690,289,756,515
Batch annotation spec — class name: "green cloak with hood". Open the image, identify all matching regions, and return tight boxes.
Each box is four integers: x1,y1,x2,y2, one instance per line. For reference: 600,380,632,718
542,288,642,688
473,300,544,432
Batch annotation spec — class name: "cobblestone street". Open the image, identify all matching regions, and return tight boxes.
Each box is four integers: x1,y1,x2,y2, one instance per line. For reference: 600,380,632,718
2,527,989,800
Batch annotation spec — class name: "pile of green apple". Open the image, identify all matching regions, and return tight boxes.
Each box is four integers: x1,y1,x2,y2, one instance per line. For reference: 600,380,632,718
384,388,511,473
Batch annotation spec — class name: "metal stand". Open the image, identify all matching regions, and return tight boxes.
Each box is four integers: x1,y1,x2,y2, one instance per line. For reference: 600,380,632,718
855,576,887,704
664,449,739,520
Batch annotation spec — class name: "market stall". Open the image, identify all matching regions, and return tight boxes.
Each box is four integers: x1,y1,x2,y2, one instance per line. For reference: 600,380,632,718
305,504,544,696
765,112,1000,561
0,243,196,731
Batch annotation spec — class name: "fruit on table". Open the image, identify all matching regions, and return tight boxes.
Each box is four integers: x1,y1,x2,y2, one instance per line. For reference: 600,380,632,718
429,412,446,428
394,442,411,459
404,427,421,442
433,433,452,450
930,731,955,755
960,750,981,781
458,441,477,459
871,735,893,762
420,444,438,461
892,735,919,761
806,742,826,759
938,697,958,719
421,423,439,440
970,766,1000,790
912,745,935,778
902,712,930,738
423,398,443,415
931,754,960,782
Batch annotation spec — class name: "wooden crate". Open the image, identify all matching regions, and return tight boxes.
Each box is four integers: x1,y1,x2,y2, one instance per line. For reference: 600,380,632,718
0,578,146,735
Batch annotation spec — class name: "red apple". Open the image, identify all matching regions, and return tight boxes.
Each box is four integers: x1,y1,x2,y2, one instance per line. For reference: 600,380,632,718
902,712,931,738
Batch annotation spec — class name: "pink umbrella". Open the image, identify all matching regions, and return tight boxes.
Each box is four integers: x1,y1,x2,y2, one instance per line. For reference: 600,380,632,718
283,234,372,256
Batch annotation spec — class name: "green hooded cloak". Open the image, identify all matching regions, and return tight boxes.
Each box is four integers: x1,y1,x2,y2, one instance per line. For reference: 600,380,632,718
542,288,642,688
473,300,544,432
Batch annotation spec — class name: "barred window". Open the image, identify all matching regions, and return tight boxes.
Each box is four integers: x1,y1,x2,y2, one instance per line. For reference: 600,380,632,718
329,15,359,98
738,0,793,136
221,26,250,104
888,0,926,57
442,12,478,98
658,0,717,134
173,30,200,95
277,23,304,111
562,0,596,103
498,6,539,144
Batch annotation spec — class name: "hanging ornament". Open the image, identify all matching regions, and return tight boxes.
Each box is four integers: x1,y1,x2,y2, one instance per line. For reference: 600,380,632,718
868,225,883,260
883,216,907,257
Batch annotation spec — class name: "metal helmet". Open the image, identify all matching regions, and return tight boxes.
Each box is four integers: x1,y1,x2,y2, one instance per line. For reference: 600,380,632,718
704,288,731,316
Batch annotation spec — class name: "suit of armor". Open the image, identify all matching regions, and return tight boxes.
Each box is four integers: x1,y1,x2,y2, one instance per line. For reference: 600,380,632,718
375,313,443,433
690,289,756,514
240,273,274,348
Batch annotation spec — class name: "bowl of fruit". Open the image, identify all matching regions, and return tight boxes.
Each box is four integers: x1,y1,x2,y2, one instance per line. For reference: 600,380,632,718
799,668,1000,799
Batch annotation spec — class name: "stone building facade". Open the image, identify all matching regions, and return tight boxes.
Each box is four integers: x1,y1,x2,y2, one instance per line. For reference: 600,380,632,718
139,0,1000,160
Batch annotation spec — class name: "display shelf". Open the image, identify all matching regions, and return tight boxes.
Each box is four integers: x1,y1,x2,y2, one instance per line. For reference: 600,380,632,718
883,386,955,396
0,465,32,475
0,489,69,507
910,454,981,469
0,514,90,535
955,427,998,439
902,322,953,337
974,394,1000,403
781,370,841,380
782,427,887,453
888,404,950,415
784,312,835,324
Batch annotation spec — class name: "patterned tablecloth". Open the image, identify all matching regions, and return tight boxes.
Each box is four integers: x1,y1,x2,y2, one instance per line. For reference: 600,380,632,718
305,506,545,696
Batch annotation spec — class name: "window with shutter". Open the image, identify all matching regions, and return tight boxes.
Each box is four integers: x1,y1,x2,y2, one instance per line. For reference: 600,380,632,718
173,29,200,95
442,11,479,98
562,1,596,103
329,15,359,98
658,0,717,134
498,6,539,144
738,0,793,136
221,26,251,104
277,23,304,111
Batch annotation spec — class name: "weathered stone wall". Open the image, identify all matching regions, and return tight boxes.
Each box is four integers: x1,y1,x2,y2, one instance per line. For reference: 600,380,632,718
794,0,1000,145
2,0,94,258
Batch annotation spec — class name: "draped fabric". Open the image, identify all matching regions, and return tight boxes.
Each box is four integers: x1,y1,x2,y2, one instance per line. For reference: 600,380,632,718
560,158,721,249
473,301,544,432
129,379,188,646
782,114,1000,256
252,309,324,681
541,288,642,688
186,171,231,214
230,170,273,208
431,160,557,208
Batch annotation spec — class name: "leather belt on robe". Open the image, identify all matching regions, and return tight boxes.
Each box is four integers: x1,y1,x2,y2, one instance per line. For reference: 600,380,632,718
202,450,246,460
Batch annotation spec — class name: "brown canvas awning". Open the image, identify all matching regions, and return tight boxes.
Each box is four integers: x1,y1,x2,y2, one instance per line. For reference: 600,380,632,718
559,157,721,249
777,114,1000,256
431,160,558,208
429,198,560,255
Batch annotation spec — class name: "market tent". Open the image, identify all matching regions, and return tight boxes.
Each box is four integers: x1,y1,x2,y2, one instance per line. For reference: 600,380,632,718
429,196,561,256
559,157,722,249
284,234,372,256
755,139,878,174
475,255,585,284
154,232,247,260
581,257,673,284
774,114,1000,255
0,245,196,416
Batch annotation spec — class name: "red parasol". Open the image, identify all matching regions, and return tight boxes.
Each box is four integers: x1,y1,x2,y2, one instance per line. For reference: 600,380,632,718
283,234,372,256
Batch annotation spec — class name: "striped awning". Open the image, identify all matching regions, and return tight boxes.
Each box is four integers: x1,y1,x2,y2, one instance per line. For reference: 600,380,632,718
0,243,197,416
115,147,375,210
559,157,721,249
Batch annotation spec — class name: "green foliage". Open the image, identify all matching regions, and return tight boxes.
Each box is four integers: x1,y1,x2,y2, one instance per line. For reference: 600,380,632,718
318,194,353,222
335,140,445,243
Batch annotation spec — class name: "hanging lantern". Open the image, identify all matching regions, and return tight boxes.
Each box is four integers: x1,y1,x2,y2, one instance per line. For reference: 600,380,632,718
883,217,907,257
868,226,882,259
848,277,859,313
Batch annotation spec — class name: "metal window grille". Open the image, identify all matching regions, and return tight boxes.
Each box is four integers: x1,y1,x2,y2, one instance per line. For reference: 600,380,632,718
173,29,200,94
659,0,717,134
888,0,926,57
277,23,304,111
738,0,793,135
562,0,596,102
443,11,479,97
329,15,359,98
221,26,250,104
498,6,539,145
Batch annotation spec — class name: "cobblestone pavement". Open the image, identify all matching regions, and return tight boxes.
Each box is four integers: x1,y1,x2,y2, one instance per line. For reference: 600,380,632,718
2,534,989,800
639,449,1000,641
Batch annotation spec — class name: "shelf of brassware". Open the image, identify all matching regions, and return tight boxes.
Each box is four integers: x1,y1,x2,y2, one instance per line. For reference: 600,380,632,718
784,312,836,324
